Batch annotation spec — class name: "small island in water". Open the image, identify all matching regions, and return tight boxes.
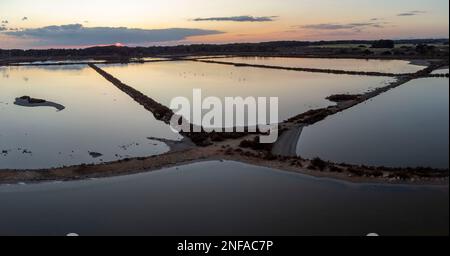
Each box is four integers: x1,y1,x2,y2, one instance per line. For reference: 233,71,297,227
14,96,65,111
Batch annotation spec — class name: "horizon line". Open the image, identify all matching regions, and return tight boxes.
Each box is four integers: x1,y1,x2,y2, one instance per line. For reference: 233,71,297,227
1,38,449,51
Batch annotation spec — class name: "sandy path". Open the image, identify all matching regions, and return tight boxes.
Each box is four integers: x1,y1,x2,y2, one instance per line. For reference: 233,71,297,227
272,124,304,156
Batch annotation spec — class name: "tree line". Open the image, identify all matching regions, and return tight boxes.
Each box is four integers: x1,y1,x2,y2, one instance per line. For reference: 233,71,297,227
1,39,448,59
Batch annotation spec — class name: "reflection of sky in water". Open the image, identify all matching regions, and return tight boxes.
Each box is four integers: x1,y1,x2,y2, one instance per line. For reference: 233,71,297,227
0,65,86,79
431,68,449,75
204,57,426,74
13,60,105,65
297,78,449,169
0,161,447,236
0,65,182,169
100,61,394,126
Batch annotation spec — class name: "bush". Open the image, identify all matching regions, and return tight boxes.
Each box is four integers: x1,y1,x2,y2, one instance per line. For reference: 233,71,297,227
311,157,327,171
363,49,374,55
329,165,342,173
371,40,395,49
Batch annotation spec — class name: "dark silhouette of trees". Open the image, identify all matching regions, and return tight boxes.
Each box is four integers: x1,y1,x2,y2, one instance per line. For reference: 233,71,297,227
1,39,448,60
371,40,395,49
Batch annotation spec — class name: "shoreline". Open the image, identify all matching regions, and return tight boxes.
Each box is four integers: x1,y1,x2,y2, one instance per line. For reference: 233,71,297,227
14,96,66,111
195,58,440,77
1,51,447,66
0,142,448,186
0,58,178,67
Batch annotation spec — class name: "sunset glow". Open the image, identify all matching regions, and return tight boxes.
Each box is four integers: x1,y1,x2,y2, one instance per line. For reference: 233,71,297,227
0,0,449,239
0,0,448,49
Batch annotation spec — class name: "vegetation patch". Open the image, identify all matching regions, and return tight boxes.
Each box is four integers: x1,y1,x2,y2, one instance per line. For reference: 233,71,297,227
326,94,361,102
310,157,328,171
239,136,274,151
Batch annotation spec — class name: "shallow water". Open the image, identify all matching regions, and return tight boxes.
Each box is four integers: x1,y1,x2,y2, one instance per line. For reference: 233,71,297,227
431,68,449,75
204,57,425,74
0,161,447,236
0,65,181,169
129,57,169,62
297,78,449,169
100,61,393,126
12,59,105,65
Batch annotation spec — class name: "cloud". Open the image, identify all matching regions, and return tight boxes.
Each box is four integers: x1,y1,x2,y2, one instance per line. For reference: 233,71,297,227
5,24,223,47
1,20,8,24
397,11,426,16
0,27,6,31
22,17,28,21
299,21,385,31
192,15,277,22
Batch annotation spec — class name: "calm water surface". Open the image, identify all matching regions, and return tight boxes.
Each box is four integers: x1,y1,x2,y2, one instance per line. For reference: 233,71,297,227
297,78,449,169
0,161,447,236
0,65,181,169
431,68,449,75
100,61,393,125
204,57,425,74
129,57,169,62
13,59,105,65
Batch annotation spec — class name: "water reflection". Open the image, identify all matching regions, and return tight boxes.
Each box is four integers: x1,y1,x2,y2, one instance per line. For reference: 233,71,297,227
0,161,447,236
0,65,182,169
297,78,449,169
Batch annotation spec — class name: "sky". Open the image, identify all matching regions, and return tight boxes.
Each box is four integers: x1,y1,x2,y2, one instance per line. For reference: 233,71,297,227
0,0,448,49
